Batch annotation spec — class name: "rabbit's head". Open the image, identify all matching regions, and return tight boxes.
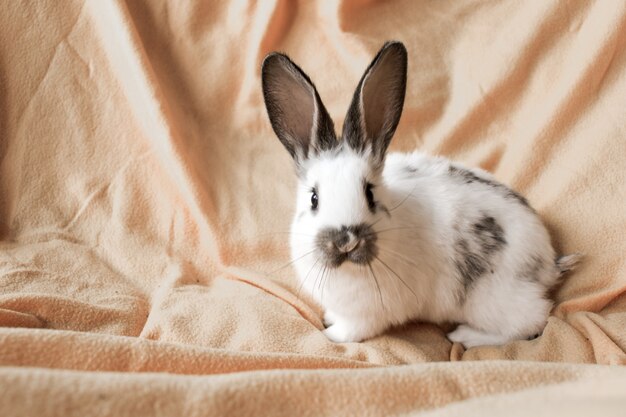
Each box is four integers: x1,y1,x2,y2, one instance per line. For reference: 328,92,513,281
262,42,407,270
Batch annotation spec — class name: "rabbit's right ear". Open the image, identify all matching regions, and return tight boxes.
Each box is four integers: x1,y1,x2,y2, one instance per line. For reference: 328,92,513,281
262,53,336,168
342,42,407,164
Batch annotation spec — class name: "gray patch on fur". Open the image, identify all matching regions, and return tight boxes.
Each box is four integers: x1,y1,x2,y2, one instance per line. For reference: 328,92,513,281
454,214,507,290
521,255,545,282
316,224,378,268
403,165,419,174
454,238,489,290
448,165,531,209
473,215,507,254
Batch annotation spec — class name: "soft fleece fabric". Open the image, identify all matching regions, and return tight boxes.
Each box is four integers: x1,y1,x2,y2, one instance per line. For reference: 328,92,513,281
1,0,625,415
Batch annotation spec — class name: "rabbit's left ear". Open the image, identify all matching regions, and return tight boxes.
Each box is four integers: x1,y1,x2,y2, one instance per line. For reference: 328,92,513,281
342,41,407,162
262,52,336,169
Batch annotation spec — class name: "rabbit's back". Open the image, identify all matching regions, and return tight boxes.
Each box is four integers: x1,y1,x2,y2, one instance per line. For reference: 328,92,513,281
383,152,563,345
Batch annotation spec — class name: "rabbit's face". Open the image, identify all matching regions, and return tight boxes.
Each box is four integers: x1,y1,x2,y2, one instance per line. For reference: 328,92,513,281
262,41,407,271
293,148,386,268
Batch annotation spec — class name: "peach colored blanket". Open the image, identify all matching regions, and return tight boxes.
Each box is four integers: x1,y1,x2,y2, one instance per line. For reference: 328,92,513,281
1,1,625,415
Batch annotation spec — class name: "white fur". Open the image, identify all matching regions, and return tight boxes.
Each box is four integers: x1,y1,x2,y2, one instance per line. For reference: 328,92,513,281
262,42,567,348
290,148,561,348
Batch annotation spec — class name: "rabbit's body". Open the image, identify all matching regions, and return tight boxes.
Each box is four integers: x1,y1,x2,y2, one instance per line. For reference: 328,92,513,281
293,150,563,346
262,42,578,347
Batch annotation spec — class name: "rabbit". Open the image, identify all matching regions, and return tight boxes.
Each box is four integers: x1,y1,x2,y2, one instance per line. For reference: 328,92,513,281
261,41,580,348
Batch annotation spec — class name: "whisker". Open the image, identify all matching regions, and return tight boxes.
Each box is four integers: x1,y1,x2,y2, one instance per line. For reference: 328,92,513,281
373,254,418,300
376,244,439,277
296,257,321,299
268,249,317,274
360,224,428,239
367,261,385,311
376,257,399,299
259,231,317,238
376,246,424,270
317,264,327,291
369,216,386,228
373,225,429,234
387,184,419,213
320,264,332,303
313,261,327,298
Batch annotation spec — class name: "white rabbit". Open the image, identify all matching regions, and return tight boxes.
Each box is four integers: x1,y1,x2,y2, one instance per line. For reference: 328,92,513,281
261,41,579,348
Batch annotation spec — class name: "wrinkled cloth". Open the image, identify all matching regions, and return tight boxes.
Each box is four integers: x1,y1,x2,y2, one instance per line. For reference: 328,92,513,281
1,0,625,415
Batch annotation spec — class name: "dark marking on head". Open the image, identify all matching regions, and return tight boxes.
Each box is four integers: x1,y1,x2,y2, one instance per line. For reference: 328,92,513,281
334,228,350,248
363,180,376,214
378,204,391,217
448,165,531,209
316,224,378,268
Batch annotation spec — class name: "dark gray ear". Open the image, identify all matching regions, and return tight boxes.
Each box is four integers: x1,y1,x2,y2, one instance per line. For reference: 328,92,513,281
261,53,336,165
342,41,407,161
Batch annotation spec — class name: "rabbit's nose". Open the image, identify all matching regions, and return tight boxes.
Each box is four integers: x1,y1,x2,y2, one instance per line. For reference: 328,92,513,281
317,223,376,267
334,229,359,253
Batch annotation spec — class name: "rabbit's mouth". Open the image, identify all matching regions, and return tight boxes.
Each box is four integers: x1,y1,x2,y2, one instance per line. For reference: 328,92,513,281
316,223,378,268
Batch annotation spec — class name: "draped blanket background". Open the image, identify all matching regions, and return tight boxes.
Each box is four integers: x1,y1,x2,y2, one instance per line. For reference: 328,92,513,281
1,1,625,415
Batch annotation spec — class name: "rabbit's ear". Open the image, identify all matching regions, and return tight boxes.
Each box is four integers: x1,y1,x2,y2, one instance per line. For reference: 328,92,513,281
342,42,407,162
262,53,336,166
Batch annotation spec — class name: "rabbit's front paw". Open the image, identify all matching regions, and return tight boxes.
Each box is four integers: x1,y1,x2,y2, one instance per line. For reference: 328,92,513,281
323,319,362,343
447,324,512,348
322,310,338,328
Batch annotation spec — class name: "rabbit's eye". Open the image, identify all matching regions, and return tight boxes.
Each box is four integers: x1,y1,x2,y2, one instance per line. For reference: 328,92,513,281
310,189,318,210
365,183,375,210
